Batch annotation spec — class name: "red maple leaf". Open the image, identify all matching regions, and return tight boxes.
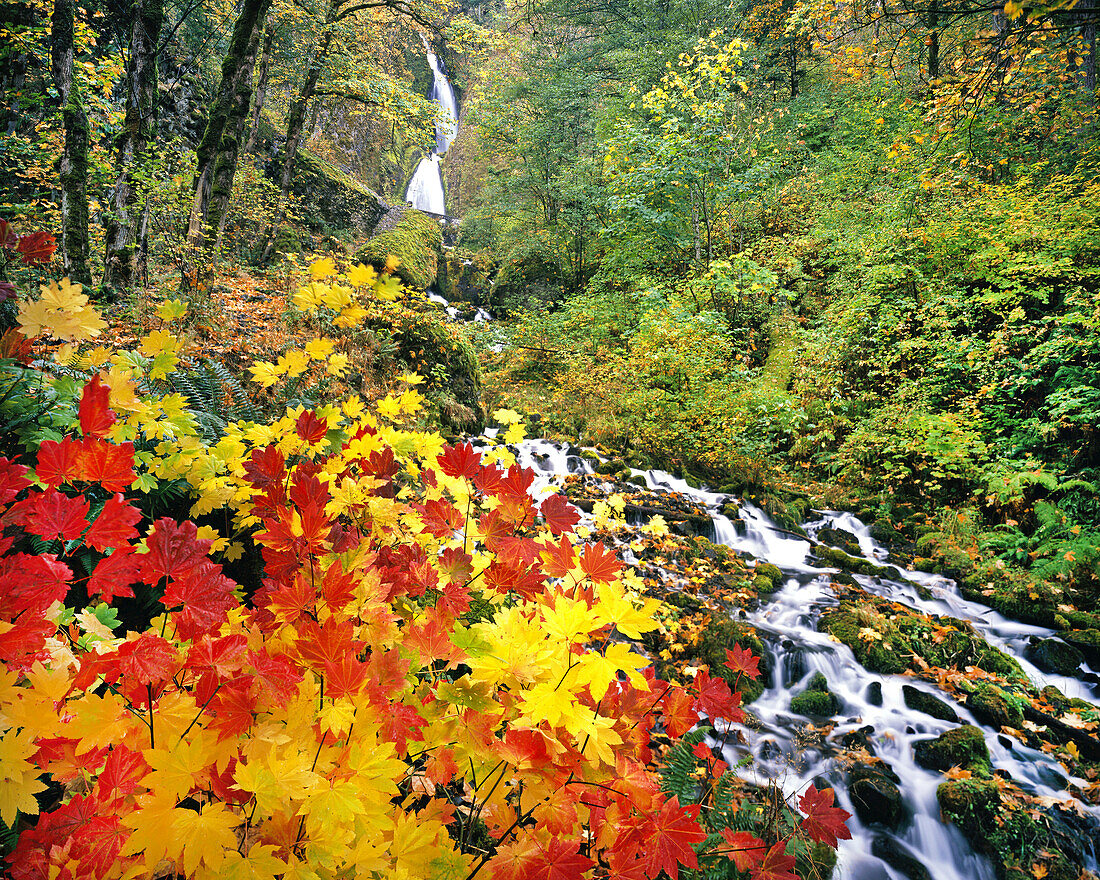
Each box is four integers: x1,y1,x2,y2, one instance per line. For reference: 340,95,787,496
243,445,286,492
77,437,135,492
540,535,577,578
496,727,553,772
378,701,425,755
87,546,140,602
751,840,798,880
208,678,257,738
78,375,115,438
661,686,698,738
15,230,56,264
323,654,368,700
578,543,621,584
425,748,459,785
797,784,852,849
141,517,210,583
641,796,705,880
95,746,148,803
540,493,580,535
248,649,302,706
71,814,128,879
719,829,767,872
487,838,540,880
35,436,82,487
115,634,178,685
160,562,238,639
0,456,30,503
437,442,481,479
692,669,743,723
530,838,593,880
85,493,141,551
724,644,761,681
0,552,71,617
417,497,463,538
437,546,473,584
22,487,89,542
472,463,504,495
478,510,511,551
295,617,360,669
295,409,328,444
187,634,249,679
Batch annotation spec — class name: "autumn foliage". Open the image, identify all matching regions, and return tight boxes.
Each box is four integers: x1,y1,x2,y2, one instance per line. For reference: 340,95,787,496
0,266,848,880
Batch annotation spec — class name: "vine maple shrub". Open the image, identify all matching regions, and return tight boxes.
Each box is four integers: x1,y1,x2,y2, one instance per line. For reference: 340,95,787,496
0,267,849,880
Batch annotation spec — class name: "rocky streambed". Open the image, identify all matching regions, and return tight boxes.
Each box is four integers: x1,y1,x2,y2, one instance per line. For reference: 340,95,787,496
514,439,1100,880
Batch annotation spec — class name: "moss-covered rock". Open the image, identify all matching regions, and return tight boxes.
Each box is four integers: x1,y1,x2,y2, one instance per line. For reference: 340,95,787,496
790,672,840,717
754,562,784,592
913,725,989,772
902,685,959,723
1027,637,1085,675
813,544,902,579
938,778,1086,880
437,248,493,306
1061,628,1100,665
964,683,1023,730
293,151,386,236
354,208,443,290
819,609,909,674
870,837,930,880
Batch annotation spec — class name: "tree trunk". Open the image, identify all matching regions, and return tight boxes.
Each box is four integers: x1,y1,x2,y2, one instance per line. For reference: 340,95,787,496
1084,14,1097,97
208,27,262,250
103,0,164,294
788,42,798,98
186,0,272,278
50,0,92,287
259,3,336,263
245,24,275,153
927,0,940,81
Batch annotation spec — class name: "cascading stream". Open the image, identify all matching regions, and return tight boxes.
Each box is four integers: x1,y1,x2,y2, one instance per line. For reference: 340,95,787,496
405,38,457,215
512,438,1100,880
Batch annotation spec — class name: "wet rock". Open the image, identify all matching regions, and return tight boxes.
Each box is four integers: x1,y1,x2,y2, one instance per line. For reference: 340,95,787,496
790,672,840,717
902,685,959,723
848,764,905,828
866,681,883,706
913,725,989,772
1061,628,1100,666
938,778,1088,880
964,683,1023,730
812,545,903,580
781,647,807,687
841,725,876,751
759,739,783,761
816,526,862,556
1026,637,1085,675
870,837,931,880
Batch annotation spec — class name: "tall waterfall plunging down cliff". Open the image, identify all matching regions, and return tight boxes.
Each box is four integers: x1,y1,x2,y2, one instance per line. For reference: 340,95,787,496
405,41,457,215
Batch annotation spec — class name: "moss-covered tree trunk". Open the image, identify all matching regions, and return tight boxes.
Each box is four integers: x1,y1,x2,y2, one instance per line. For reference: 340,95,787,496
207,27,262,250
50,0,91,287
186,0,271,282
244,24,275,153
258,2,337,263
103,0,164,294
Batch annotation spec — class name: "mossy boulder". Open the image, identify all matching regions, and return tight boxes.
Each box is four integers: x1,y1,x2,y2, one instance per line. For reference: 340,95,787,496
354,208,443,291
790,672,840,717
1027,637,1085,675
913,725,989,772
251,114,386,237
293,152,386,236
437,248,493,306
819,609,908,674
937,779,1086,880
813,544,901,579
964,683,1023,730
848,764,905,829
753,562,784,593
1061,628,1100,666
870,837,930,880
902,685,959,723
815,526,862,556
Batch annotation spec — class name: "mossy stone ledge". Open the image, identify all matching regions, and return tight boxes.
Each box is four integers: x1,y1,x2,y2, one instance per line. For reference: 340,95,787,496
354,207,443,291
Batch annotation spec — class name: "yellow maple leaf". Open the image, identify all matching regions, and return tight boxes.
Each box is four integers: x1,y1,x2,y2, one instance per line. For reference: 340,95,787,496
169,801,241,875
156,298,188,322
347,263,378,287
304,337,335,360
310,257,336,280
492,408,523,426
0,728,45,825
249,361,282,388
375,275,403,301
18,278,106,341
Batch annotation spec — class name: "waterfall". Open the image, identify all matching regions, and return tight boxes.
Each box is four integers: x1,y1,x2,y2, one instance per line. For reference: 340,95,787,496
405,39,457,215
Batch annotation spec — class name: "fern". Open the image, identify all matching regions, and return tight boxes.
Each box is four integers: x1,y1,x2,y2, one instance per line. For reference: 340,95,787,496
170,357,259,441
659,727,710,804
